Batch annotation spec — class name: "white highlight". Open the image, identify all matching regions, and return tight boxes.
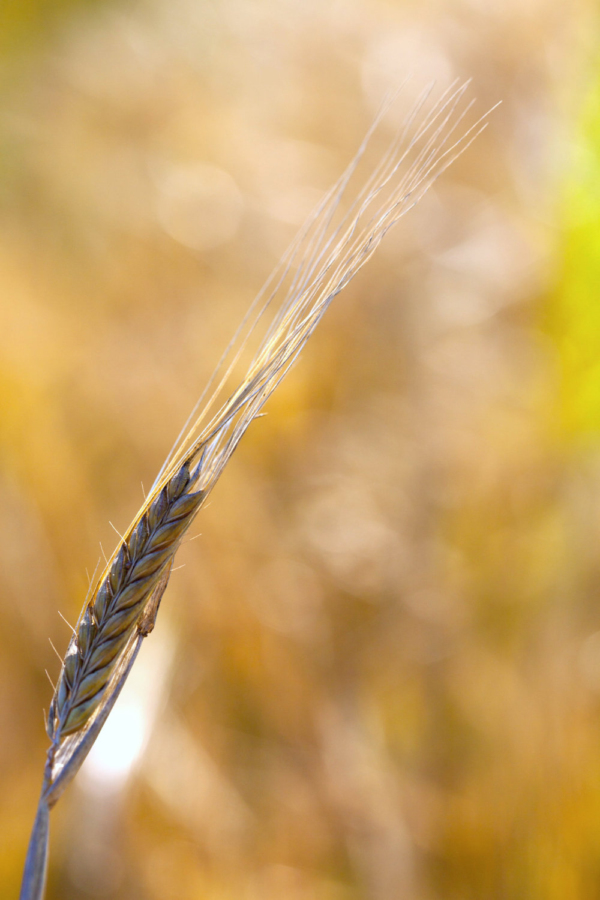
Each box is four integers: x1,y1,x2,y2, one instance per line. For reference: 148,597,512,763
84,701,146,787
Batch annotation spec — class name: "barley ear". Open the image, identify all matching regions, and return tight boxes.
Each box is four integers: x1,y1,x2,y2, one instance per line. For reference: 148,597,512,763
18,85,497,900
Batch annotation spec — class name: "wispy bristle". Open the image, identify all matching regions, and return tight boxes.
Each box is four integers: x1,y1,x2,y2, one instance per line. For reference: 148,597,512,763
153,82,494,500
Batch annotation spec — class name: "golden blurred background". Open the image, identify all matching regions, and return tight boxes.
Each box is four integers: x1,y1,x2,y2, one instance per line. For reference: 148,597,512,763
2,0,600,897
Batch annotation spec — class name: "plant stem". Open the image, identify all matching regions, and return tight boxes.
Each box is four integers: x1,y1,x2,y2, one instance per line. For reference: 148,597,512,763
19,791,50,900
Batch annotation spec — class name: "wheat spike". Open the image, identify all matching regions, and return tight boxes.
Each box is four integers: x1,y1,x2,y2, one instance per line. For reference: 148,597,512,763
19,83,497,900
47,462,203,742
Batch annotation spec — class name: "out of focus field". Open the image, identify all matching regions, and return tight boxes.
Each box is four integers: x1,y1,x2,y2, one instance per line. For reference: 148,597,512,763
1,1,599,898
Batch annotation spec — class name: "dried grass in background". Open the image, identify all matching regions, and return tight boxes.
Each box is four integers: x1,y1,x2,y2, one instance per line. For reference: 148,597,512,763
1,0,599,898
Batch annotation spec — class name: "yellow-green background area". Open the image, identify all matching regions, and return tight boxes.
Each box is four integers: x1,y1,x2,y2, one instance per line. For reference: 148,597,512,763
547,67,600,442
2,0,600,898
